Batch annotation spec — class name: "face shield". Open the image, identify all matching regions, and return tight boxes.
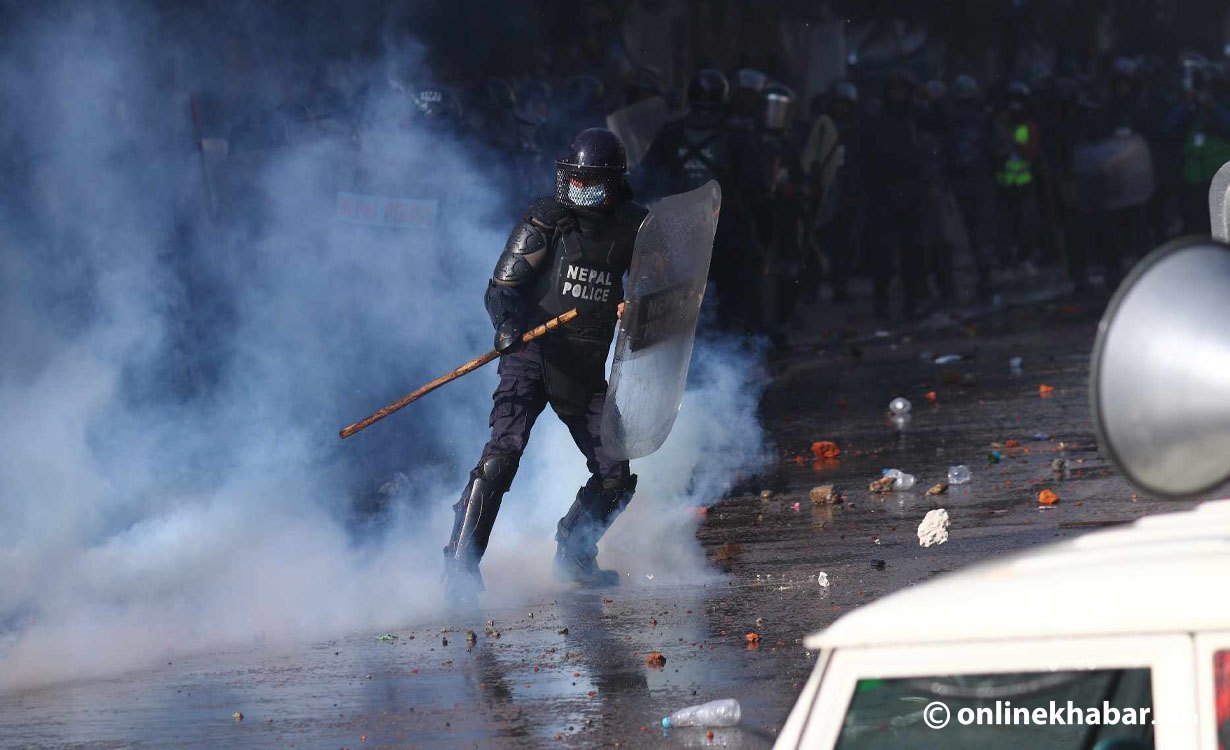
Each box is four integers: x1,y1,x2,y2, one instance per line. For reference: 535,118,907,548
555,164,624,210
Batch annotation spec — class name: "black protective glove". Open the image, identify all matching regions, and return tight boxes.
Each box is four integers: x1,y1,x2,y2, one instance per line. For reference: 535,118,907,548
494,317,524,353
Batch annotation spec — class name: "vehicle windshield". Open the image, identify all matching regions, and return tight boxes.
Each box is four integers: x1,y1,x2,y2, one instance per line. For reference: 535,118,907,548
835,668,1153,749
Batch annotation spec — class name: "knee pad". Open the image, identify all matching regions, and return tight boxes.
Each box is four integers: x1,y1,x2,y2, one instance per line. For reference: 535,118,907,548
476,452,520,490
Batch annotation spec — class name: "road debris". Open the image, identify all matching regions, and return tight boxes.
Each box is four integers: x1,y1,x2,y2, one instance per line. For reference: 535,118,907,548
232,712,243,722
811,441,841,460
926,483,949,496
925,391,937,401
1051,458,1067,474
465,630,477,644
662,698,742,729
918,509,950,547
947,464,971,484
1038,489,1060,506
882,469,916,490
869,476,895,493
934,354,962,364
809,484,842,504
871,559,886,570
816,572,830,588
987,451,1003,464
558,628,569,635
377,634,397,642
1039,384,1054,396
714,542,743,561
645,652,667,669
745,632,761,643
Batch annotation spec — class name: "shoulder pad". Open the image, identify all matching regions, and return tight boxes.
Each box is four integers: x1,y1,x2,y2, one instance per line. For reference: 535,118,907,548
525,197,571,229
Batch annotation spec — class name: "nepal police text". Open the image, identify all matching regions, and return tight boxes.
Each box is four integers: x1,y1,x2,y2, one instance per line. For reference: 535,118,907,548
562,265,614,302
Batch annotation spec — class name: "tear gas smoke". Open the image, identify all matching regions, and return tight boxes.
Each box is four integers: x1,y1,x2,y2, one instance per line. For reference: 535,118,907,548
0,2,768,691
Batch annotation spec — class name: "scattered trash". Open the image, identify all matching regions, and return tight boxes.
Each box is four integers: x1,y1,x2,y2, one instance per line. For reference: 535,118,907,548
1033,431,1050,441
465,630,477,644
811,441,841,460
809,484,842,504
754,617,766,628
441,637,449,647
882,468,917,490
1039,384,1054,396
869,476,895,493
558,628,569,636
934,354,962,364
1051,458,1068,474
759,489,774,499
377,634,397,642
889,397,912,415
662,698,742,729
918,509,950,547
1009,356,1024,373
232,712,244,722
1038,489,1060,506
926,483,949,496
791,501,801,512
871,559,886,570
925,391,937,401
987,451,1003,464
745,632,761,643
645,652,667,669
816,572,830,588
947,465,971,484
715,542,743,561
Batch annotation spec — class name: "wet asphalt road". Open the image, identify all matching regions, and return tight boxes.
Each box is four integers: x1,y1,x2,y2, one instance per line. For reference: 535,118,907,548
0,276,1213,749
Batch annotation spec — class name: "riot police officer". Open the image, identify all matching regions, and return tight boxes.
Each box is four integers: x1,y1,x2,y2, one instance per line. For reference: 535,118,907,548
444,128,647,600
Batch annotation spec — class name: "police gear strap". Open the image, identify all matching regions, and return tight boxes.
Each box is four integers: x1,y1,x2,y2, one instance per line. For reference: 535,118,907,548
339,308,579,439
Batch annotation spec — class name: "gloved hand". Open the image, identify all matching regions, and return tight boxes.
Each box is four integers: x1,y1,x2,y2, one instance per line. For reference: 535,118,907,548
494,318,524,353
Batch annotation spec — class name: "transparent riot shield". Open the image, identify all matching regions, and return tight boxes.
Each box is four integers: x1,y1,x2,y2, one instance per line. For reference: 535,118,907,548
606,95,669,171
600,181,721,459
1073,132,1155,213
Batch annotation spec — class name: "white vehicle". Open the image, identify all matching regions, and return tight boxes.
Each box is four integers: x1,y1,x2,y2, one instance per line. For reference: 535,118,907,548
777,217,1230,749
775,499,1230,749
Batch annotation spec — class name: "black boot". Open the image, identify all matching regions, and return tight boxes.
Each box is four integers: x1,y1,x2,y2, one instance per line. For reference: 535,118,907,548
554,475,636,587
442,453,517,604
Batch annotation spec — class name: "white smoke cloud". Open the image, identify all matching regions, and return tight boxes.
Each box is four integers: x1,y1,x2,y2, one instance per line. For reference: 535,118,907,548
0,2,768,691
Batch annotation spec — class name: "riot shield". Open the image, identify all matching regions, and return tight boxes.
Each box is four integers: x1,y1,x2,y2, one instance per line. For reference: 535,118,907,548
606,95,669,171
1073,133,1155,213
1210,160,1230,241
600,181,721,459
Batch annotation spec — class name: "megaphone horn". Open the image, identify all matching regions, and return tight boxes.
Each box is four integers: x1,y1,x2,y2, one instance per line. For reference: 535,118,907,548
1090,237,1230,498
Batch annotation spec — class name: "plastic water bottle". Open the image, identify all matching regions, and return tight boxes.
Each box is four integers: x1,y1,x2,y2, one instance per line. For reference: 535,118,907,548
883,469,916,490
889,397,911,415
948,465,971,485
662,698,742,729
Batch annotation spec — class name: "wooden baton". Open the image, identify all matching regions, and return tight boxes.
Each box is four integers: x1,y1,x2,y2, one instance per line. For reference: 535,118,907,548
339,308,579,439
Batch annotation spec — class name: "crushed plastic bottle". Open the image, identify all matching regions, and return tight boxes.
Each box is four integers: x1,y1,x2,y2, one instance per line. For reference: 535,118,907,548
947,465,971,485
888,397,912,415
663,699,742,729
882,469,917,490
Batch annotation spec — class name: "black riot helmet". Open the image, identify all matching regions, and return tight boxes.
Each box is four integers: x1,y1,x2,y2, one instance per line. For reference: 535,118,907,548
555,128,627,211
759,82,796,131
688,69,729,109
